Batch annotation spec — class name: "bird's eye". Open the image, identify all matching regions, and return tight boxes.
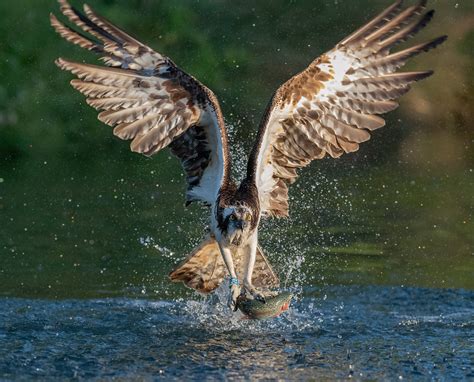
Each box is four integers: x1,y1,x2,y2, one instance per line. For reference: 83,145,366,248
244,213,251,221
229,215,236,221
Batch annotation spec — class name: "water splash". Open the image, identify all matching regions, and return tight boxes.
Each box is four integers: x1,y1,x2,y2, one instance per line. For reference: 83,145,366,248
1,286,472,380
135,121,359,320
139,236,175,259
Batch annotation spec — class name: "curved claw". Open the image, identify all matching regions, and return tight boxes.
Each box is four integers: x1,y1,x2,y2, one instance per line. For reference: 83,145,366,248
229,284,241,312
243,281,267,304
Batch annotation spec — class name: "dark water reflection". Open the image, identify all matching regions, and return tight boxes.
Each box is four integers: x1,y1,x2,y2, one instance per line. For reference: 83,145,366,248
1,286,472,380
0,157,473,299
1,142,472,380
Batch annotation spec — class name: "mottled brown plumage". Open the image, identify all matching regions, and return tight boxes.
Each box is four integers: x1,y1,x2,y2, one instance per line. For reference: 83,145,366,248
246,0,446,218
51,0,445,298
51,0,231,206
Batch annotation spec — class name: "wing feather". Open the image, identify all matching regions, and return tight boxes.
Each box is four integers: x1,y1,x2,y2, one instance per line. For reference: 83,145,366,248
52,1,231,205
362,36,447,75
338,0,404,47
247,1,446,218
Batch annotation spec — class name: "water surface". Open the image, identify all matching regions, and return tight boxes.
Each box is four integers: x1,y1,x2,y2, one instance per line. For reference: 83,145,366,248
1,286,472,380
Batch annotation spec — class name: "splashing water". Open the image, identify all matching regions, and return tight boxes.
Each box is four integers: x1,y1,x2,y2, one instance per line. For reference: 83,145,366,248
1,286,472,380
136,121,359,314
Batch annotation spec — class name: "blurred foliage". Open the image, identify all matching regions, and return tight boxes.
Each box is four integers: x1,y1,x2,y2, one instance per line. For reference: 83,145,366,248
0,0,472,166
0,0,473,296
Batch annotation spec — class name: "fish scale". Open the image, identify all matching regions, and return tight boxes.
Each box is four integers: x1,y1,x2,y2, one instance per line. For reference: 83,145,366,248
237,292,293,320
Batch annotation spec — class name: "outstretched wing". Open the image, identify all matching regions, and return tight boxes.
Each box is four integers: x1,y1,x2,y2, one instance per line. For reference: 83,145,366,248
246,0,446,218
51,0,231,205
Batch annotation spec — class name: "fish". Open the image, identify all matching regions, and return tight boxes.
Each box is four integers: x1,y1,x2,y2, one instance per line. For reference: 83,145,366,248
236,291,293,319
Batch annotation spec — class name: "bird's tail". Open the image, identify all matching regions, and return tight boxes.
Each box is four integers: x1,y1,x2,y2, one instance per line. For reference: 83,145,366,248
169,236,280,294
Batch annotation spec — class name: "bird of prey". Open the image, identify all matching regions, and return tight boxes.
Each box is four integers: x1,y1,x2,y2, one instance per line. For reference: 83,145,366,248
51,0,446,310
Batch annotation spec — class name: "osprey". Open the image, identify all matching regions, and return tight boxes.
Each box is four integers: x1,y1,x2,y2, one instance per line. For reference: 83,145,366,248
51,0,446,310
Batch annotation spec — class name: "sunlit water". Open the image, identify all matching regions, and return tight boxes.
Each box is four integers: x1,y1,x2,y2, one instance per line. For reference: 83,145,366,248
1,286,472,380
1,143,473,379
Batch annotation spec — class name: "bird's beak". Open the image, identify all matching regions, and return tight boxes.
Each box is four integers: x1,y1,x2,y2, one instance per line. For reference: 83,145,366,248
235,220,244,230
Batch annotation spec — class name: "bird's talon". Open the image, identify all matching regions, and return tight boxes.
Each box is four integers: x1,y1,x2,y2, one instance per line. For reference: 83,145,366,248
229,283,241,311
243,282,268,303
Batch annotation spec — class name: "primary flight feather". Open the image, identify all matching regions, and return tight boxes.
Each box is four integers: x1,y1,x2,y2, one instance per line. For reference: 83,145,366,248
51,0,446,310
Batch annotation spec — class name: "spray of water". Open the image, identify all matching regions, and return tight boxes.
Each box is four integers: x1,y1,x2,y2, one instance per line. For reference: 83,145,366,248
137,121,355,330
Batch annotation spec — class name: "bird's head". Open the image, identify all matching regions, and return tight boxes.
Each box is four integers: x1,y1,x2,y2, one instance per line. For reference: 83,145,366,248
221,204,253,246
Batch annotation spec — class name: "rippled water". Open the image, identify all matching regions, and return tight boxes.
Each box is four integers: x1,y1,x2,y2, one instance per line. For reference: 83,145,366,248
0,1,472,380
1,286,472,380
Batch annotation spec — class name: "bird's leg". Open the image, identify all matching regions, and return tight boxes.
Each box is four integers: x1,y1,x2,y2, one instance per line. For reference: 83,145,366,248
243,233,266,303
217,243,240,311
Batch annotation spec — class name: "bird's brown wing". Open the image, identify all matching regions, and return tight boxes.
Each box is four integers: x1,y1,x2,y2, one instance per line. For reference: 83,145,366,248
246,0,446,218
51,0,231,205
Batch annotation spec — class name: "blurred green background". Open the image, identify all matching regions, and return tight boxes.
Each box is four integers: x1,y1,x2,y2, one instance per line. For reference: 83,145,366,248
0,0,472,298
